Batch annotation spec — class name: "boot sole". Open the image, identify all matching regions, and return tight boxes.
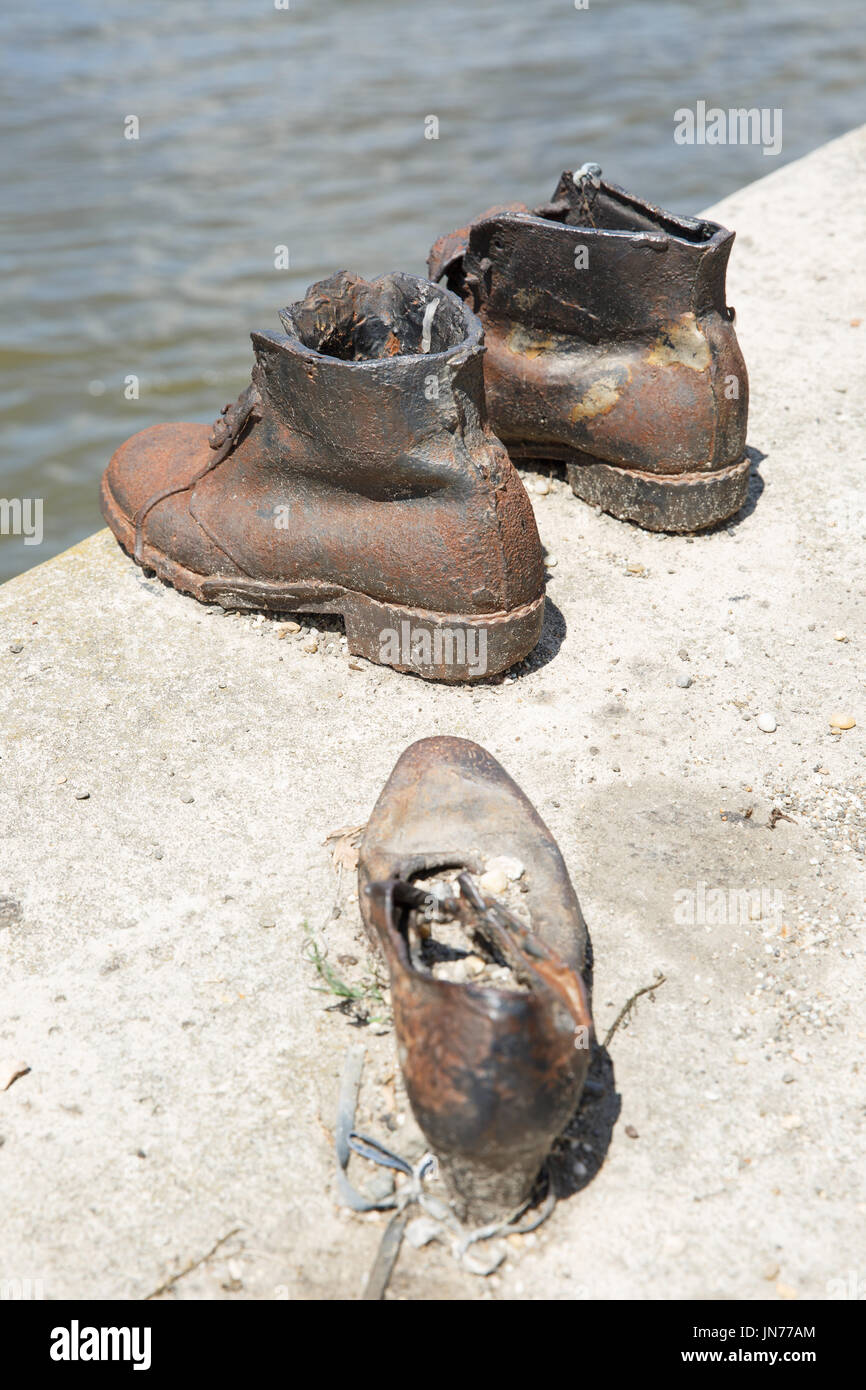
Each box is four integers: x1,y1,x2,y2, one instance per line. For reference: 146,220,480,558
511,447,751,533
101,475,544,683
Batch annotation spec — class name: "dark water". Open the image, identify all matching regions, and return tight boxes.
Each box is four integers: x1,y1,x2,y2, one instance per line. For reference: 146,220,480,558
1,0,863,582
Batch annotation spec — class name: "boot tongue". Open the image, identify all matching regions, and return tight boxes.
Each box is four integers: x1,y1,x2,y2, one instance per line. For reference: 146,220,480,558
280,272,461,363
280,272,390,360
545,164,604,226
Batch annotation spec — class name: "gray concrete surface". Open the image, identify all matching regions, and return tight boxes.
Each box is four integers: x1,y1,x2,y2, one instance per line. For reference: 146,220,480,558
1,127,864,1302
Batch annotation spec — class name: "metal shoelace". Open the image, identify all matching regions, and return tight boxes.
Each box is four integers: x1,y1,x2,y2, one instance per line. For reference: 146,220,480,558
336,1043,556,1300
572,161,603,227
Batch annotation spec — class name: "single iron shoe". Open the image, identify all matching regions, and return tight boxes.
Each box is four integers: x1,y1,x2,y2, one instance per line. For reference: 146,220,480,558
359,736,593,1226
429,165,750,532
101,272,545,681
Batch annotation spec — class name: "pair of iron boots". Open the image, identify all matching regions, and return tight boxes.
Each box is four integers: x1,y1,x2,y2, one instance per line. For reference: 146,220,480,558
102,168,749,685
101,170,749,1225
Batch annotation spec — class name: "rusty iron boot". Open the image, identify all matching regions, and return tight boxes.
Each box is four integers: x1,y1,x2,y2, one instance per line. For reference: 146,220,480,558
100,272,544,681
429,166,750,532
358,736,593,1225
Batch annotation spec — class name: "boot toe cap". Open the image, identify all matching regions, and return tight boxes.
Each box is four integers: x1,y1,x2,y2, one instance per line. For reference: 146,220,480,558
102,422,243,578
103,422,211,520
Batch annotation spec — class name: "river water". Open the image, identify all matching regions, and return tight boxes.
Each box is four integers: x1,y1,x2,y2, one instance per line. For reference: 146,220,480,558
1,0,862,580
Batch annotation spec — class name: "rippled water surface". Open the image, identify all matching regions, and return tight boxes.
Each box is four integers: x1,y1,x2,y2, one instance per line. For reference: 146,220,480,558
1,0,863,580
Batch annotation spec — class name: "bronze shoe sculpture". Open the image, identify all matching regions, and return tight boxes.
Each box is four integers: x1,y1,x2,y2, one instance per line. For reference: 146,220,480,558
429,166,750,532
359,736,593,1225
101,272,545,682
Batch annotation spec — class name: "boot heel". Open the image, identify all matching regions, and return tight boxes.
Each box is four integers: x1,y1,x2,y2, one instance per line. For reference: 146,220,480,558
435,1148,548,1228
340,591,545,683
567,452,751,532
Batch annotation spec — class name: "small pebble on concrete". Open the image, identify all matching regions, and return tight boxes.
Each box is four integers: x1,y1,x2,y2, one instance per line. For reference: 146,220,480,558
479,868,508,896
486,855,525,882
829,713,855,730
